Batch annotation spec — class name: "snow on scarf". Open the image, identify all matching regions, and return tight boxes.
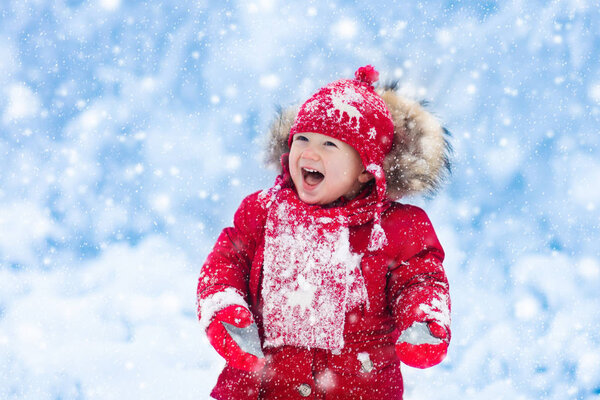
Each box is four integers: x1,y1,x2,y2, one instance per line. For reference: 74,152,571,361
261,184,387,352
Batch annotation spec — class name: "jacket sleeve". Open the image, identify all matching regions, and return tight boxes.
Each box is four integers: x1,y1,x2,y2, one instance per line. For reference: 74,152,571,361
385,205,451,336
196,190,268,330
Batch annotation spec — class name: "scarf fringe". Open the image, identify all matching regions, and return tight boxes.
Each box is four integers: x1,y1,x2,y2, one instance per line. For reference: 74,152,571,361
368,221,387,251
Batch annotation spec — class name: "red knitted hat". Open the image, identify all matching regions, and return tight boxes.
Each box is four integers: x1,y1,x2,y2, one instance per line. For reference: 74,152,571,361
288,65,395,250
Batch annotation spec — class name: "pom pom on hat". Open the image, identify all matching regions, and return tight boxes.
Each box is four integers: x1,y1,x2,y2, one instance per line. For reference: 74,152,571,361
355,65,379,86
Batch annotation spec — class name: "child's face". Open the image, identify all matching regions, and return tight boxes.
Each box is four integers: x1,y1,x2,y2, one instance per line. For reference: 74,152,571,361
289,132,372,205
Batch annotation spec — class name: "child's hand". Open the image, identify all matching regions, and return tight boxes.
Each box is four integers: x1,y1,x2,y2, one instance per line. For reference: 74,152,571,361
206,305,266,371
395,321,449,369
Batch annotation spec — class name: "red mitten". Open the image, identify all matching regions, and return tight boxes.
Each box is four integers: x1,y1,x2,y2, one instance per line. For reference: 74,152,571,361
394,291,451,369
206,305,266,371
396,320,449,368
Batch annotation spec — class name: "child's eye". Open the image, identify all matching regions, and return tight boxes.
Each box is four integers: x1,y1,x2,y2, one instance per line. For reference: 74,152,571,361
324,141,338,148
295,135,309,142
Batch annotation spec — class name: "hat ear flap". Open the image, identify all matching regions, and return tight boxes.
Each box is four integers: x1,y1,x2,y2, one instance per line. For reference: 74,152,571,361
264,105,299,172
378,87,452,200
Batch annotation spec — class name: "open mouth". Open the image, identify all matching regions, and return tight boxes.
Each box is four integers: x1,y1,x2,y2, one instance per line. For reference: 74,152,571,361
302,167,325,186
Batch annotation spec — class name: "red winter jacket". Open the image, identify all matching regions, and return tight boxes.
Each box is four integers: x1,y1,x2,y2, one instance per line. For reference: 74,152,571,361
197,190,450,400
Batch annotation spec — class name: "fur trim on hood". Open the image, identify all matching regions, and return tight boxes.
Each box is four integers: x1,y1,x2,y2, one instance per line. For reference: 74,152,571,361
264,83,452,200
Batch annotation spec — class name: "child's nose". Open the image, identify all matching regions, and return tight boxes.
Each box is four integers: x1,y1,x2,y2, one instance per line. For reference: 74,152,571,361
301,147,320,161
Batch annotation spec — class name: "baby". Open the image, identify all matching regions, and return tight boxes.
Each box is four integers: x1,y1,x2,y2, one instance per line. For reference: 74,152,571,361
197,65,452,399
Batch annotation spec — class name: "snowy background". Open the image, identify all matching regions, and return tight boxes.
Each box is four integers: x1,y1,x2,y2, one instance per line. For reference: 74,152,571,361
1,0,599,399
